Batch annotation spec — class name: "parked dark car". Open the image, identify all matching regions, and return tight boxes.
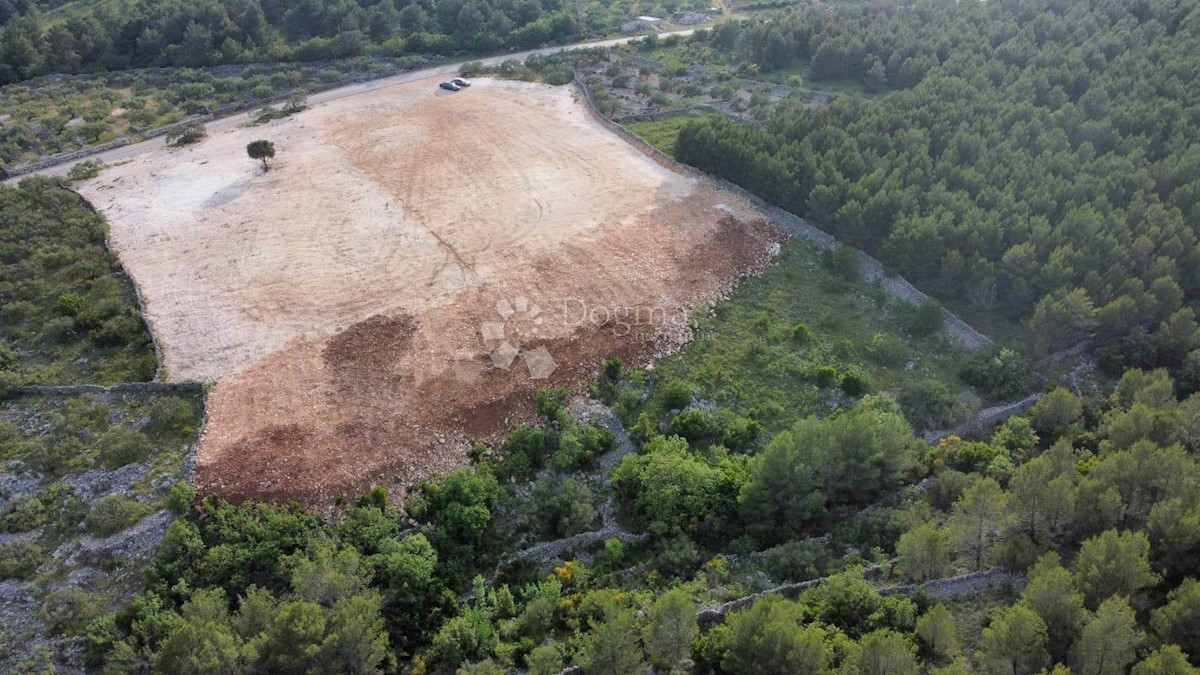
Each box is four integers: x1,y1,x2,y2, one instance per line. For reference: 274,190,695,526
439,81,460,91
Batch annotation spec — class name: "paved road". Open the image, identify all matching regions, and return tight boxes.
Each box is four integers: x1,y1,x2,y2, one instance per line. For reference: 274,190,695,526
11,30,695,181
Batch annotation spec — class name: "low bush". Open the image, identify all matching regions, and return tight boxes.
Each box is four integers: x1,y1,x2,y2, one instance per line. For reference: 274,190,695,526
459,61,486,76
791,323,815,346
145,396,198,437
86,495,152,538
822,246,860,282
0,494,47,533
529,477,596,538
26,435,84,479
40,588,100,636
762,538,833,582
840,369,871,396
896,299,944,338
96,427,152,468
960,347,1029,400
865,333,907,366
165,481,196,516
66,160,104,181
0,539,45,580
897,380,969,433
666,408,721,443
658,378,695,410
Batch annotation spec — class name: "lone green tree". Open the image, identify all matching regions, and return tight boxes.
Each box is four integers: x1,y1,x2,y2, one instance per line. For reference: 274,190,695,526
247,140,275,171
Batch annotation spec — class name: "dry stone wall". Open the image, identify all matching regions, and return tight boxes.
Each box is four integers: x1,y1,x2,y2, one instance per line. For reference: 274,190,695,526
922,393,1041,444
697,566,1024,630
4,138,130,178
14,382,204,396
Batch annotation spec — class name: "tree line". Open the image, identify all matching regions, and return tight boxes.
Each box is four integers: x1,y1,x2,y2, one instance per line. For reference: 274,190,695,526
0,0,584,85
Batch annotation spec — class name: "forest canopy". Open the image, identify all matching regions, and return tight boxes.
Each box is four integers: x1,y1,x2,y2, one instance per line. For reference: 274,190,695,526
674,0,1200,380
0,0,706,85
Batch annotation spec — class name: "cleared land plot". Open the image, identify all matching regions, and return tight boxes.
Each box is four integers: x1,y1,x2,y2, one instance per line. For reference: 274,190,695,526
79,78,785,507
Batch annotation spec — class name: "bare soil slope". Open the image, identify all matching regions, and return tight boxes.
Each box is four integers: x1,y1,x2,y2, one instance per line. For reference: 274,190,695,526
80,79,784,507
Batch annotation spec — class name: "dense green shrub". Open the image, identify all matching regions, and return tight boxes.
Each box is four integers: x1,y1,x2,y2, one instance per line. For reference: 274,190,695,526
40,588,100,636
0,494,47,533
26,435,84,478
529,477,596,538
547,424,612,471
96,427,152,468
66,160,104,182
822,246,860,282
961,347,1030,401
840,368,870,397
165,123,206,146
865,333,907,367
612,434,747,544
896,299,944,338
659,379,694,410
897,380,969,433
165,481,196,516
145,396,199,437
791,323,814,346
667,408,760,451
0,539,45,580
86,495,152,538
666,408,721,443
762,538,832,582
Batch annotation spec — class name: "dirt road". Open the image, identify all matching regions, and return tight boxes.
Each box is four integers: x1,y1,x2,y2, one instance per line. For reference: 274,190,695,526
11,30,694,183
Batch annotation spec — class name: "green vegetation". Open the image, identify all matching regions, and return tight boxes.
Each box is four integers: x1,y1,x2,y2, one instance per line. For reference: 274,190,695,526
671,2,1200,384
65,158,104,181
89,365,1200,671
0,0,709,88
0,391,202,493
86,392,620,672
86,494,154,537
623,111,718,155
8,0,1200,672
604,240,975,438
246,138,275,170
164,122,205,147
0,177,155,385
0,389,202,669
475,48,604,88
0,57,432,167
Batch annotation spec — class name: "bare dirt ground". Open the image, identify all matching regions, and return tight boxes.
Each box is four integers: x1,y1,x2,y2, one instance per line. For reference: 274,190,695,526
79,78,785,508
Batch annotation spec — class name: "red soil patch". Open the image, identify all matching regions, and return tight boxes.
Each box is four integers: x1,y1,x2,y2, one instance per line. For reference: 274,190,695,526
195,213,784,509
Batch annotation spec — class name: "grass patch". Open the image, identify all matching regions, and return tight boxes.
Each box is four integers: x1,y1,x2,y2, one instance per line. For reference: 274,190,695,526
622,112,719,156
609,239,976,439
942,296,1036,357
